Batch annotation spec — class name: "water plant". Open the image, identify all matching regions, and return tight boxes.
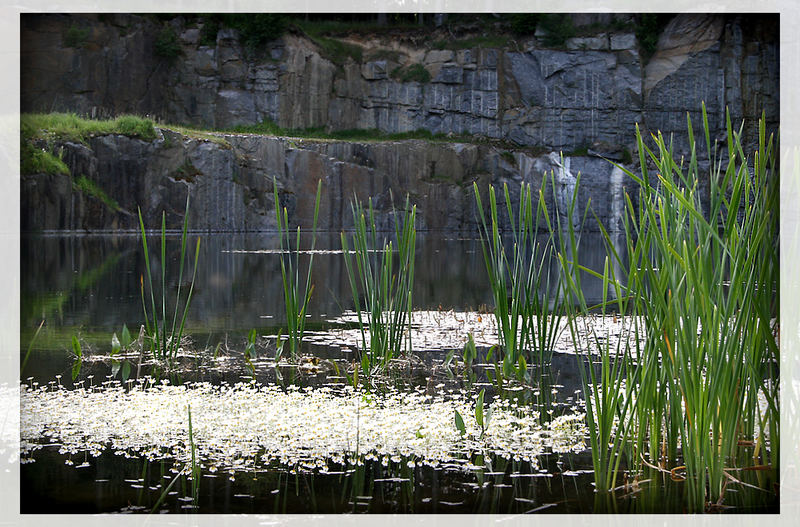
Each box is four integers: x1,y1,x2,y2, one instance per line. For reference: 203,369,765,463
70,335,82,382
274,178,321,359
473,181,566,378
548,104,779,510
138,195,200,363
110,325,133,382
341,194,416,374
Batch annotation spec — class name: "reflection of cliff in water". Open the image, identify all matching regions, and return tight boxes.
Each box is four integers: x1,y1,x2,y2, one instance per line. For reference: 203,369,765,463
21,231,625,346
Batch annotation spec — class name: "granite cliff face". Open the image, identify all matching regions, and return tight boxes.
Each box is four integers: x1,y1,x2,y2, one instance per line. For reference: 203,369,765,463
22,128,627,233
22,13,778,154
20,13,778,233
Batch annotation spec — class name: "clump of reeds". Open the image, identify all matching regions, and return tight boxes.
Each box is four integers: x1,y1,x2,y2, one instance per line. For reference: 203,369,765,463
550,104,779,510
274,178,321,359
341,194,416,374
138,195,200,363
473,180,565,378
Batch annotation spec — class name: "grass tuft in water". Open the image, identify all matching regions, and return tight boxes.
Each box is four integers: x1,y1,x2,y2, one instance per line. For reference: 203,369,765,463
138,195,201,364
549,104,779,509
473,181,566,378
341,194,416,374
274,178,321,359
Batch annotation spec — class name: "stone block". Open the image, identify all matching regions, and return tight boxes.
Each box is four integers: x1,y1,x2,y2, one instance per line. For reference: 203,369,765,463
425,49,455,64
362,60,388,80
610,33,637,51
193,48,217,76
566,35,608,51
433,63,463,84
180,28,199,45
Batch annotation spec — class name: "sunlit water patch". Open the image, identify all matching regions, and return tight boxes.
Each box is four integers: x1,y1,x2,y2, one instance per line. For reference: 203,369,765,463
20,381,587,475
306,310,640,355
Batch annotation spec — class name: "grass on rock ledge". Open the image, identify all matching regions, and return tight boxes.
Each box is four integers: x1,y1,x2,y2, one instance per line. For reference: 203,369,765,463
21,112,545,163
22,113,157,143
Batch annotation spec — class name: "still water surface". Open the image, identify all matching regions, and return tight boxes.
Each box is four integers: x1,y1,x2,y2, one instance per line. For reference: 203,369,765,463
19,232,777,513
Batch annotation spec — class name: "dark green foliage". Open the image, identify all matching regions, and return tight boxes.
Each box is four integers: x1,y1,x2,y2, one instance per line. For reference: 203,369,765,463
115,115,159,139
390,63,431,83
314,36,363,65
63,25,89,48
538,13,575,47
154,26,181,58
221,13,287,50
500,151,516,166
366,49,403,62
636,14,674,59
73,175,120,211
199,16,219,46
507,13,541,36
473,181,565,374
20,142,69,175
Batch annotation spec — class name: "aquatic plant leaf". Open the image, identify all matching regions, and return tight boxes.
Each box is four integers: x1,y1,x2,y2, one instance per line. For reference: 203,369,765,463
462,333,476,366
121,361,131,383
475,389,485,428
111,359,120,378
121,324,132,348
516,354,527,382
71,357,81,382
111,333,121,356
454,409,466,436
71,335,82,358
274,331,284,361
443,348,455,368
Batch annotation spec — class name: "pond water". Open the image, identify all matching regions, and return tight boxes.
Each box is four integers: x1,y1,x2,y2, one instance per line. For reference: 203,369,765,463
19,233,778,514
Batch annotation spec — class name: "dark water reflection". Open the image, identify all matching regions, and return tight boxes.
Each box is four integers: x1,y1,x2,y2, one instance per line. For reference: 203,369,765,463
21,231,621,352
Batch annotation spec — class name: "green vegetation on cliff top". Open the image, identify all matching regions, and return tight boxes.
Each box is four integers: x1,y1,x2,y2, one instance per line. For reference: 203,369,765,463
21,112,534,163
21,113,158,175
22,113,157,143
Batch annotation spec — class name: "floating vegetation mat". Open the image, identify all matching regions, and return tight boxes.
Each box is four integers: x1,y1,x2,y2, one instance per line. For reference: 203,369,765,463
20,381,586,474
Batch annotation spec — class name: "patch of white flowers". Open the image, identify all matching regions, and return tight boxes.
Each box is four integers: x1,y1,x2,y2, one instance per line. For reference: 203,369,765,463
20,380,586,473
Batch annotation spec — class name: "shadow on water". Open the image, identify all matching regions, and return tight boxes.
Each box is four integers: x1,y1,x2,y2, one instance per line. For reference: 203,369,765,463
21,446,776,514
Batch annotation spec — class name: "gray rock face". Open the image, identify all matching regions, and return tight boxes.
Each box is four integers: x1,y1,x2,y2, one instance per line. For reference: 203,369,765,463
21,13,778,155
22,129,629,234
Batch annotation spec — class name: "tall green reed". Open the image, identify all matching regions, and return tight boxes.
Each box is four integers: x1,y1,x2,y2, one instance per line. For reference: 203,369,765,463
550,104,779,510
341,194,416,374
274,178,321,359
539,171,638,493
473,180,566,378
138,195,201,363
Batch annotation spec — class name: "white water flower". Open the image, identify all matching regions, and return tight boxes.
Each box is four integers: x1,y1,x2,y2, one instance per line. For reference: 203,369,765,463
21,381,586,474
